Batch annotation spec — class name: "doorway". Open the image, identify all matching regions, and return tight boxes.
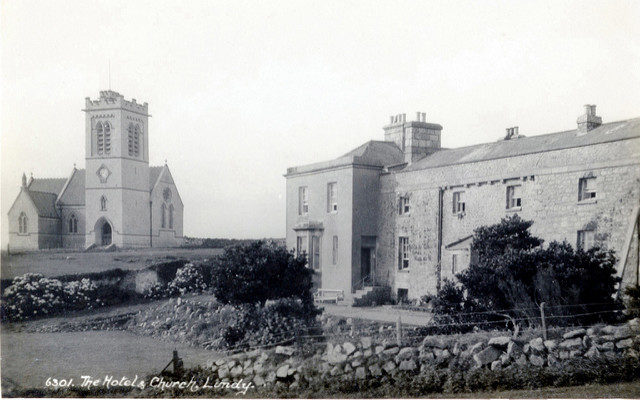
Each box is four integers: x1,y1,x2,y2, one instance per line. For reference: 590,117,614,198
101,222,112,246
361,248,372,285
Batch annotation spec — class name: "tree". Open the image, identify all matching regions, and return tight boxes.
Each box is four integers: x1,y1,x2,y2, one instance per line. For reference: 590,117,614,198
430,215,621,331
209,241,315,308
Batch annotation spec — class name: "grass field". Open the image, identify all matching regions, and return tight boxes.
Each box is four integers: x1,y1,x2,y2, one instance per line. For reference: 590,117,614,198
1,247,224,280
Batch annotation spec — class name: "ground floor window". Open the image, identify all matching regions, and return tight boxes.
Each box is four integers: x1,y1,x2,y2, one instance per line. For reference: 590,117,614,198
310,235,321,270
452,253,458,275
332,235,338,265
398,236,409,270
397,288,409,304
577,229,595,250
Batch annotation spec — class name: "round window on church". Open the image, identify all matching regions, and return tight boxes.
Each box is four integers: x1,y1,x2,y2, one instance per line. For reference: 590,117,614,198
163,187,172,202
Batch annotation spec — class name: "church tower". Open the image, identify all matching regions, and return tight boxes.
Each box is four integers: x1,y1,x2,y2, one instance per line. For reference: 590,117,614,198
83,90,151,248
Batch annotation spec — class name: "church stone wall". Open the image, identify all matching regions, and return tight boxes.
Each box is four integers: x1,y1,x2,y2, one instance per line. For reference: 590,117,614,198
59,205,86,249
7,192,40,252
37,217,62,249
377,137,640,300
150,174,183,248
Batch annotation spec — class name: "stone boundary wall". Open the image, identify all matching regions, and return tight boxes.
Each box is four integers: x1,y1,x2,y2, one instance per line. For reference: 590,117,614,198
205,319,640,389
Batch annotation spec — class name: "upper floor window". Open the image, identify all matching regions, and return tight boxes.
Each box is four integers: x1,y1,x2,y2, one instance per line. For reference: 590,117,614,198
96,122,111,155
398,236,409,270
578,177,596,202
327,182,338,212
398,196,410,215
453,191,466,214
332,235,338,265
100,195,107,211
298,186,308,215
68,214,78,233
506,185,522,209
18,212,28,234
577,229,595,250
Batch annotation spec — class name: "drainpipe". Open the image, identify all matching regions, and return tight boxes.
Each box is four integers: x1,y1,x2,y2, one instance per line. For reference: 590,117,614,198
436,187,444,292
149,200,153,247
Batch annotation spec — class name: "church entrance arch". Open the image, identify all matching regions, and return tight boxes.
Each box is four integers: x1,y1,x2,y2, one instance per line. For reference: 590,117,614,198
94,217,113,246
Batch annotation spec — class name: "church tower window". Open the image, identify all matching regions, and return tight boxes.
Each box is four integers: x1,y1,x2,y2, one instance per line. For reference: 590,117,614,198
161,203,167,228
127,123,134,156
103,122,111,154
100,195,107,211
134,124,141,157
18,212,28,234
69,214,78,233
96,122,104,155
169,204,174,229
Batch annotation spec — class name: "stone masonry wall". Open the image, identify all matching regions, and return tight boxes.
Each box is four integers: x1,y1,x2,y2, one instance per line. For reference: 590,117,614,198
204,319,640,390
377,137,640,300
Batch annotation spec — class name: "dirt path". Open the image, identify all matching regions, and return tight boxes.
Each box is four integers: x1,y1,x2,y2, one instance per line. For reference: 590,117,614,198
320,303,433,326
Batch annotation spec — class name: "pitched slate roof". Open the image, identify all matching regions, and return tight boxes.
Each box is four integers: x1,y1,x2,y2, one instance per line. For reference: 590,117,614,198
58,169,85,206
286,140,404,175
403,118,640,172
28,177,66,195
149,166,164,190
27,190,59,218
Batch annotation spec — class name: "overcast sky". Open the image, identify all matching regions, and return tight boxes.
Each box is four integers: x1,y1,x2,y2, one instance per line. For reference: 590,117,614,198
2,0,639,244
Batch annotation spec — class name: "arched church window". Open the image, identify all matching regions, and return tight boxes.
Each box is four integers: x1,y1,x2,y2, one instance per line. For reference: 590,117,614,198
96,122,104,155
134,124,141,157
18,212,28,234
161,203,166,228
103,122,111,154
69,214,78,233
127,123,134,156
169,204,174,229
100,195,107,211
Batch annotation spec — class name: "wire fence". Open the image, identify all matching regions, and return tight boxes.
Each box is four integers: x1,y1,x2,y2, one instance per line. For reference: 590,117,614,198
210,304,638,357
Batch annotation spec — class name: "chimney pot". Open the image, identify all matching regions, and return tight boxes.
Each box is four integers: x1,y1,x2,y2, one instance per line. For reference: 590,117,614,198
421,112,426,122
416,112,421,121
390,116,394,124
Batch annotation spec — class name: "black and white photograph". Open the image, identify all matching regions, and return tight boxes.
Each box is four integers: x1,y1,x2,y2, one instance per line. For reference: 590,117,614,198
1,0,640,398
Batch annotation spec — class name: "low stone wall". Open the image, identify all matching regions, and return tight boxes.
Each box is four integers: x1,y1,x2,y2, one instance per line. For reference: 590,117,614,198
204,319,640,389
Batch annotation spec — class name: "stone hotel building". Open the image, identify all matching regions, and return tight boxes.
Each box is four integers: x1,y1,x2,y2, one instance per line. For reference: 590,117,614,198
285,106,640,304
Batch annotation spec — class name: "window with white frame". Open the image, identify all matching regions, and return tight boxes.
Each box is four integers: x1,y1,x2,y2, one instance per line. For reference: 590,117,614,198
298,186,308,215
453,191,466,214
398,196,410,215
332,235,338,265
310,235,321,270
327,182,337,212
506,185,522,209
577,230,595,250
452,253,458,275
398,236,409,270
578,177,596,202
296,236,304,256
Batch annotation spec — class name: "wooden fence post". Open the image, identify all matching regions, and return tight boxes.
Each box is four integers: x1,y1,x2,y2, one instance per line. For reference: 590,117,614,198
539,302,547,340
396,315,402,347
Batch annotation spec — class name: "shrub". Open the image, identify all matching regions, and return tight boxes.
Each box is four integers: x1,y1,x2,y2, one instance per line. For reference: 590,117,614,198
143,263,208,299
428,215,621,332
1,273,114,321
209,241,315,308
624,285,640,319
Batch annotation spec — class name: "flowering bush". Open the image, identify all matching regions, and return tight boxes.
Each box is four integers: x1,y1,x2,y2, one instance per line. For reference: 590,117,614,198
1,273,107,322
143,263,207,299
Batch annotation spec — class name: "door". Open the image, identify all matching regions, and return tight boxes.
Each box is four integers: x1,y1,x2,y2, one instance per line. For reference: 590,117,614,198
361,248,371,284
101,222,112,246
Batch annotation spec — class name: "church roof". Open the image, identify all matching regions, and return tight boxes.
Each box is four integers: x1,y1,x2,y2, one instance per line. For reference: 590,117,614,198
28,177,67,195
402,118,640,172
27,190,59,218
149,166,164,190
286,140,404,176
58,169,85,206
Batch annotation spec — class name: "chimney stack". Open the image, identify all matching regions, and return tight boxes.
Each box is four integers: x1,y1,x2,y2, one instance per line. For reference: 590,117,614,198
577,104,602,134
383,111,443,164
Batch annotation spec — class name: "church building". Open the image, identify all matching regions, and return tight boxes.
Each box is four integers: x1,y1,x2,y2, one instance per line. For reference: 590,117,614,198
8,90,184,251
285,105,640,304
